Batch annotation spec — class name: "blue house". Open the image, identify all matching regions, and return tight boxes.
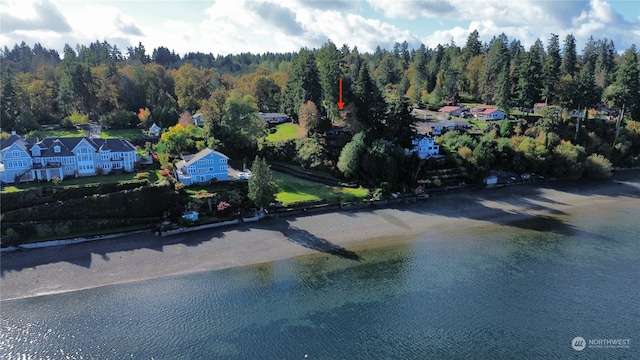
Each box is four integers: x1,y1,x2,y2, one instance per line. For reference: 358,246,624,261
1,133,136,184
0,133,36,183
175,148,229,185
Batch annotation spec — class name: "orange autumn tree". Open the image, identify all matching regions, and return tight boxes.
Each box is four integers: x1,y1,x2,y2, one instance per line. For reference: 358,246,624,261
138,108,152,127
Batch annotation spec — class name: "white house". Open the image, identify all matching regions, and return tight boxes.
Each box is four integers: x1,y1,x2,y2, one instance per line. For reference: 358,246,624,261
175,148,229,185
477,108,506,120
258,112,289,124
409,136,440,159
1,133,136,184
438,106,463,118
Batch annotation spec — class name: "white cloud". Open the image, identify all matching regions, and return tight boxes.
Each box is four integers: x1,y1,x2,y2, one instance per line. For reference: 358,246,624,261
0,0,637,57
367,0,637,50
367,0,455,19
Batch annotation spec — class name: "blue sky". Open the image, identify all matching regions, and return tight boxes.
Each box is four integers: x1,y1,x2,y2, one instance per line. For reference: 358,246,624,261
1,0,638,56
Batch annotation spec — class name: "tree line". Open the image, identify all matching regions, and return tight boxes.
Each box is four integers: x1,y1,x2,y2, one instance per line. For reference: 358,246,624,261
1,33,639,189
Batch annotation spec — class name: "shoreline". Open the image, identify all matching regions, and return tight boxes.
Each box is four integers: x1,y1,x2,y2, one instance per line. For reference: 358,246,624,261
2,171,639,301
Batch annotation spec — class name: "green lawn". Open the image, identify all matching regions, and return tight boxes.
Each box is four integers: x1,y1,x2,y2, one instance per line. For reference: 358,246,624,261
467,118,488,129
100,128,143,141
34,128,87,138
273,172,369,206
1,170,159,192
29,127,143,141
266,123,305,142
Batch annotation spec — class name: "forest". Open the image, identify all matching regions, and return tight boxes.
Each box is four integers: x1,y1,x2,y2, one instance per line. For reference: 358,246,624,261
2,31,639,190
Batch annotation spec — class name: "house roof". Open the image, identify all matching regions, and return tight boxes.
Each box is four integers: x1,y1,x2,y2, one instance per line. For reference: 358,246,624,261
177,148,229,168
39,138,76,157
438,106,462,113
93,138,136,152
0,134,28,151
2,134,135,160
149,123,161,131
534,102,547,108
192,113,204,126
479,108,503,115
259,112,288,119
31,137,136,157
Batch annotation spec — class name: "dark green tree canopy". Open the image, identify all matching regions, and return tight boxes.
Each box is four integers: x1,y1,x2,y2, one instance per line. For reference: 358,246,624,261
248,156,277,209
280,49,321,118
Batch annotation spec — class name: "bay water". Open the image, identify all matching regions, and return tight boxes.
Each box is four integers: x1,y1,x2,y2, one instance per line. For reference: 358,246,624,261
2,199,638,359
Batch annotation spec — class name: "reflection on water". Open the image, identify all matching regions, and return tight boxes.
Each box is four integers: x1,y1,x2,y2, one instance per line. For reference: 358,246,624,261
2,205,639,359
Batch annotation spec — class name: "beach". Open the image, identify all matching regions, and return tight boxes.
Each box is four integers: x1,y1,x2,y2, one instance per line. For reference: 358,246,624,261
2,171,639,301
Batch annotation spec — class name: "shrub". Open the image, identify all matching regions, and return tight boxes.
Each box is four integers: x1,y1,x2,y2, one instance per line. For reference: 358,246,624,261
134,172,150,180
583,154,613,179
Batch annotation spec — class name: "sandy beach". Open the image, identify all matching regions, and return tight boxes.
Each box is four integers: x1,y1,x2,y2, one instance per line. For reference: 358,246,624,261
2,171,639,301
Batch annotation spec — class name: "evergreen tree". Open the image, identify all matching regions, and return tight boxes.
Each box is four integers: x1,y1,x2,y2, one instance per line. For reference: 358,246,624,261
542,34,561,103
594,38,616,88
561,34,578,77
248,156,276,209
316,41,343,119
516,46,542,111
609,45,640,120
482,34,510,104
496,64,512,112
280,49,321,119
337,132,366,179
463,30,483,61
581,35,598,73
353,64,386,139
384,93,417,149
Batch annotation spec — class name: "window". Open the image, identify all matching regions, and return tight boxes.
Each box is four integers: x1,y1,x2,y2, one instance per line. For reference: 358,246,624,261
220,166,227,171
208,167,214,173
54,146,61,153
77,148,92,162
219,158,227,163
198,168,206,174
32,148,40,156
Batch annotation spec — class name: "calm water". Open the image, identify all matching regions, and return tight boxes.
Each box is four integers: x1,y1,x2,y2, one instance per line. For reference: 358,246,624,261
2,202,639,359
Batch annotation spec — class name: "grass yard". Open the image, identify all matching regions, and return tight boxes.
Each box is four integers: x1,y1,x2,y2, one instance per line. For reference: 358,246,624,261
100,128,143,141
1,170,160,193
273,171,369,206
33,128,87,138
467,118,488,129
266,123,305,142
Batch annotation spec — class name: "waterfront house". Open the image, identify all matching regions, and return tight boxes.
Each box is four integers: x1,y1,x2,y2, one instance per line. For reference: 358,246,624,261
258,112,289,124
175,148,229,185
438,106,463,118
0,133,34,183
1,133,136,184
409,136,441,159
477,108,506,120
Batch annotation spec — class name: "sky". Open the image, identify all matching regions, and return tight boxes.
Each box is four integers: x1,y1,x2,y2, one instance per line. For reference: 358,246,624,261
1,0,639,57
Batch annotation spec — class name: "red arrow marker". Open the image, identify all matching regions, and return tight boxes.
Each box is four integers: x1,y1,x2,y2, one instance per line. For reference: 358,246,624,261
337,76,345,110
